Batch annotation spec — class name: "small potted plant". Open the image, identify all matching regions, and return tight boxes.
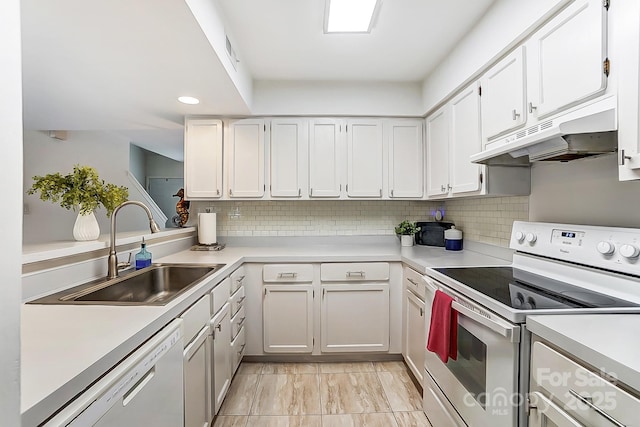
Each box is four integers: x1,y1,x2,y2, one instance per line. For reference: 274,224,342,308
27,165,129,241
395,220,420,247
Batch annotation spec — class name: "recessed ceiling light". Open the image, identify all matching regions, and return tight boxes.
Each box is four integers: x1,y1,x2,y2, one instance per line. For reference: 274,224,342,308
178,96,200,105
324,0,381,33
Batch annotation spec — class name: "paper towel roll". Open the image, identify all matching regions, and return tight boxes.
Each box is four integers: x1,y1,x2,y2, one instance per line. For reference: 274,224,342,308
198,213,217,245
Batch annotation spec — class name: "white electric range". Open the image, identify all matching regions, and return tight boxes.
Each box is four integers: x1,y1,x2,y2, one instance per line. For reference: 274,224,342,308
422,221,640,427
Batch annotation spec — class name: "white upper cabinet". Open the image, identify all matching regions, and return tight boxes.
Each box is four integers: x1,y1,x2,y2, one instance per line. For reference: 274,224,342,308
227,119,266,198
527,0,608,119
425,106,450,197
450,83,483,195
480,46,527,141
309,119,343,198
388,120,424,198
184,118,223,199
346,120,384,198
270,119,306,198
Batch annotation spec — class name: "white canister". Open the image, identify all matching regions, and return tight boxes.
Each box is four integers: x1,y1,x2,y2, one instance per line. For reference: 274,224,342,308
444,226,463,251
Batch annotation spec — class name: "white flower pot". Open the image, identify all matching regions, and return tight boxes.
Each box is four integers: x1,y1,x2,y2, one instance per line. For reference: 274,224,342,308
73,211,100,241
400,235,414,247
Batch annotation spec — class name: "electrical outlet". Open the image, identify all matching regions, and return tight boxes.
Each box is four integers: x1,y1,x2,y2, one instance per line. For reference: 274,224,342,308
229,206,241,219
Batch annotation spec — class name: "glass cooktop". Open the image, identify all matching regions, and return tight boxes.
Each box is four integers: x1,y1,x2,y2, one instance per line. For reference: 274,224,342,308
433,266,639,310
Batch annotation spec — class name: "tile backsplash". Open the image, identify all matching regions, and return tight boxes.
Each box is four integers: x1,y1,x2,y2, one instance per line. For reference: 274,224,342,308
190,196,529,247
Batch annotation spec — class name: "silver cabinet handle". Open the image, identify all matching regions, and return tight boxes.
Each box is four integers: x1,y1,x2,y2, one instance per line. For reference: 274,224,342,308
215,323,222,332
512,109,520,120
390,189,394,197
407,278,419,286
238,343,246,355
216,189,220,196
379,189,382,197
420,307,424,316
528,102,537,114
440,185,446,192
447,184,452,191
451,301,520,343
298,188,302,198
568,389,626,427
237,317,246,327
310,188,313,196
229,189,233,196
346,271,365,278
236,275,245,283
277,272,297,278
236,296,246,305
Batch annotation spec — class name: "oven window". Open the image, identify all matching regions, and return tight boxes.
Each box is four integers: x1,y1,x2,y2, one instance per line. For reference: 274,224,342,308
446,324,487,408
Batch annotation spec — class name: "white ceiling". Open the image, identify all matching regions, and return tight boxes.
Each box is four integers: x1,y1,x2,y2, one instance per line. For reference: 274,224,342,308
21,0,496,160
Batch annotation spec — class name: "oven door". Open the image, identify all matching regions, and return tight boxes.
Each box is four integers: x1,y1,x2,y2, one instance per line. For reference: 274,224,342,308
423,276,520,427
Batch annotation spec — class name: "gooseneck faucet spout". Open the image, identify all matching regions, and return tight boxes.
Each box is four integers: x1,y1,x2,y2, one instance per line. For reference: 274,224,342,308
107,201,161,279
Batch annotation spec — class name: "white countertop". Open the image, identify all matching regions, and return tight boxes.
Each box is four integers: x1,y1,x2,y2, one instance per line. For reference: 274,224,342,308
21,241,508,425
527,314,640,393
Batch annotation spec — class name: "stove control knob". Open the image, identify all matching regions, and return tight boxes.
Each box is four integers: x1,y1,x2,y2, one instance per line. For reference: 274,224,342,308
525,232,537,244
620,244,640,259
513,293,525,307
596,241,615,255
515,231,525,243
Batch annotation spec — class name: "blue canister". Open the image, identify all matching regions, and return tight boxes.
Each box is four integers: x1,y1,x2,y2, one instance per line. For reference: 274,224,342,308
444,226,463,251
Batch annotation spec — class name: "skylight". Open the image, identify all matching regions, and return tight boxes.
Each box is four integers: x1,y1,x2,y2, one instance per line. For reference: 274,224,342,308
324,0,381,33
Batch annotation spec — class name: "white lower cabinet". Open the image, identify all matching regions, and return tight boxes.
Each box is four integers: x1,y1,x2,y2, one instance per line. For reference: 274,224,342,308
263,284,314,353
320,283,390,352
404,289,425,383
184,327,211,427
210,303,231,415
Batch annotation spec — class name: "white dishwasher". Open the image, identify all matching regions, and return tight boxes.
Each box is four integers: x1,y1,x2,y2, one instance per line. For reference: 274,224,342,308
44,319,184,427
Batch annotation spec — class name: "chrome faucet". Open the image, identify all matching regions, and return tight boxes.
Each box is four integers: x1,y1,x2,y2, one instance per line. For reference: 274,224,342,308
107,201,161,279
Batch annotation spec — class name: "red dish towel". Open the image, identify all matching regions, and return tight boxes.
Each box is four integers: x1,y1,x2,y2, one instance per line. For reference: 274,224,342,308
427,290,458,363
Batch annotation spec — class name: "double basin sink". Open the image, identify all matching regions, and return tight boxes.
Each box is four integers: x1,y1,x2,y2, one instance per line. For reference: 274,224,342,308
29,263,225,306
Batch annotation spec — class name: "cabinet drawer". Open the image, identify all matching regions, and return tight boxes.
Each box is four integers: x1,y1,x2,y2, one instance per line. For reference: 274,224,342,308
231,326,246,374
263,264,313,282
179,294,211,346
530,341,640,426
211,277,231,316
231,305,246,340
230,265,246,293
230,285,245,316
321,262,389,281
404,266,426,299
423,368,467,427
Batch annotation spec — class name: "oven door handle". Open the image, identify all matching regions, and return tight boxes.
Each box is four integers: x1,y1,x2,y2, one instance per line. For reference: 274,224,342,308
451,301,520,343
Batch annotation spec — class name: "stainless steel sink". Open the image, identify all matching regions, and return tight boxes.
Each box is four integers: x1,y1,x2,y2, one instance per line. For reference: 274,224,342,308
28,263,225,306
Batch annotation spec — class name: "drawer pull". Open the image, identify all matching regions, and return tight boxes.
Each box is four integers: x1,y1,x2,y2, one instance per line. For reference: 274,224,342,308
236,275,245,283
237,317,246,328
215,323,222,332
568,389,626,427
346,271,365,278
407,278,419,286
237,296,246,305
238,343,246,355
277,272,298,278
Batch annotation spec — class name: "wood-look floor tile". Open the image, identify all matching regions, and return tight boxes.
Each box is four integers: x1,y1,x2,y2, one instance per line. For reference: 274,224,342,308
322,413,399,427
320,373,390,414
251,374,321,415
394,411,432,427
261,362,319,374
237,362,264,375
374,361,408,372
219,374,259,415
212,415,248,427
377,371,423,412
247,415,322,427
319,362,375,374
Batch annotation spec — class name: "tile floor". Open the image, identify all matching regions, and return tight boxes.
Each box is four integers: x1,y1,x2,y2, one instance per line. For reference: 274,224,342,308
213,361,433,427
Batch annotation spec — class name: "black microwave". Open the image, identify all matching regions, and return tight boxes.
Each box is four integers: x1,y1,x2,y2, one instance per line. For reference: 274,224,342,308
415,221,455,247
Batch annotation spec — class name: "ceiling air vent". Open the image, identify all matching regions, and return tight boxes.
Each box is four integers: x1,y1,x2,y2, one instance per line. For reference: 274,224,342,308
225,35,238,70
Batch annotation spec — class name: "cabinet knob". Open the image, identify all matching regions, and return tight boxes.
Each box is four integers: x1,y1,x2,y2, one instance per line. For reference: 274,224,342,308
512,109,520,121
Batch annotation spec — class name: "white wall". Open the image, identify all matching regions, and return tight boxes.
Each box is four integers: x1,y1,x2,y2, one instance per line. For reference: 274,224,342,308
421,0,568,113
1,0,22,422
23,130,158,244
146,150,184,179
252,80,424,117
530,155,640,227
129,144,146,184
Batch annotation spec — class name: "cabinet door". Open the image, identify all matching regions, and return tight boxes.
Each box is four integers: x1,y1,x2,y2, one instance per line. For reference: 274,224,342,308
309,119,342,198
425,107,450,197
481,46,527,140
263,285,314,353
184,327,211,427
528,0,607,118
450,83,483,195
228,119,265,198
528,392,583,427
270,119,306,198
388,120,423,198
404,290,425,384
321,284,389,352
211,304,231,415
184,119,223,199
346,120,383,198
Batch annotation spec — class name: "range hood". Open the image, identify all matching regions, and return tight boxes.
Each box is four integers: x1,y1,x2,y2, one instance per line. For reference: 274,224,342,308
470,95,618,165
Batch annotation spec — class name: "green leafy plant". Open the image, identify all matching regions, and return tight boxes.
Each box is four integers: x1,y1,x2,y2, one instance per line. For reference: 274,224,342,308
27,165,128,217
395,220,421,235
